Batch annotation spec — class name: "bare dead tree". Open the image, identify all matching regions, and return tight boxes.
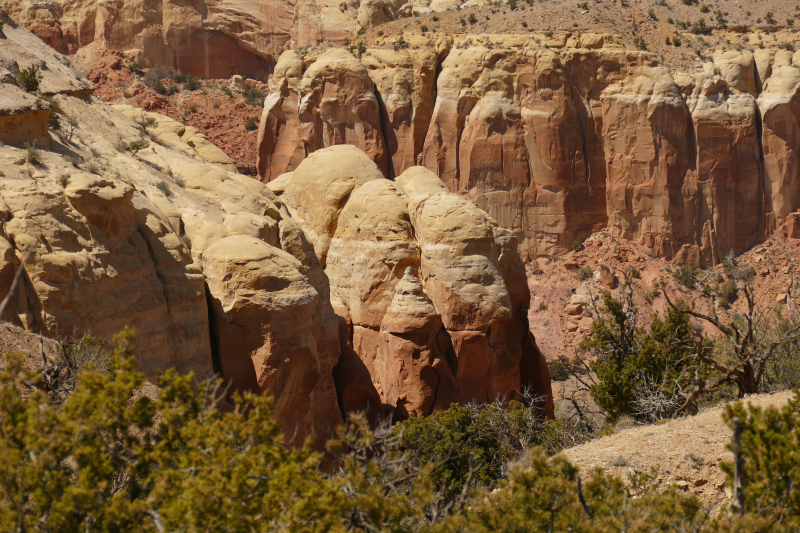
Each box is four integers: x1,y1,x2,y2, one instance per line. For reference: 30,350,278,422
663,265,800,412
732,416,745,516
0,248,33,319
632,374,685,424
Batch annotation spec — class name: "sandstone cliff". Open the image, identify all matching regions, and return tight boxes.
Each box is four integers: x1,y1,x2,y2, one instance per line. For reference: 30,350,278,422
0,24,553,438
0,0,454,80
254,36,800,267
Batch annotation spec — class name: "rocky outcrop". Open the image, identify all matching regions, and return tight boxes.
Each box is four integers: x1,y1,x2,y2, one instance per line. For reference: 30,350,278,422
254,37,800,267
361,47,442,178
0,24,349,445
376,267,457,419
256,48,388,181
278,144,386,264
0,16,94,147
0,0,478,78
1,0,285,78
759,53,800,239
275,158,554,418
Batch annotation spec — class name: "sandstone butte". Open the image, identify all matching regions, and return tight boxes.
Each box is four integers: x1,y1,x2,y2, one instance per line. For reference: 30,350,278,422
0,20,553,445
250,33,800,266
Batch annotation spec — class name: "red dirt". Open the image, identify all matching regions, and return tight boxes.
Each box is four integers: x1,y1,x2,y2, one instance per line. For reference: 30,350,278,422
86,51,266,176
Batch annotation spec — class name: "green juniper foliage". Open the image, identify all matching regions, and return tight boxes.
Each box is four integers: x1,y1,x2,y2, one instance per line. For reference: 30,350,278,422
580,286,698,422
3,327,800,531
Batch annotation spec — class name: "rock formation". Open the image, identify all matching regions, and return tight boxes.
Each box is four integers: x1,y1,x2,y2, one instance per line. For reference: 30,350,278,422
0,23,346,446
254,35,800,267
0,24,553,441
256,48,388,181
0,0,471,79
275,161,554,419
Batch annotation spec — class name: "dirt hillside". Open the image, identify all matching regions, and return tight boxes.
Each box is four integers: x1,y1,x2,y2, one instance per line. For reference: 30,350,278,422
563,390,794,513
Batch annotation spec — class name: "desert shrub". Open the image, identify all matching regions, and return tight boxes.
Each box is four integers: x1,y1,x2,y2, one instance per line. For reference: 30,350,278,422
548,360,569,382
144,66,175,87
48,110,62,132
23,141,42,166
757,310,800,392
127,62,143,75
184,74,201,91
691,18,711,34
136,113,158,130
244,116,259,131
16,65,42,93
86,162,100,175
244,85,265,107
420,24,428,32
150,78,167,95
0,329,349,532
571,237,584,251
393,36,408,51
58,174,70,188
128,138,149,154
156,181,173,197
114,139,129,152
716,279,738,309
219,84,233,97
174,176,186,188
2,326,799,531
575,265,593,281
439,451,709,532
580,288,699,422
672,265,698,288
538,302,548,311
719,391,800,528
396,392,547,496
468,13,477,23
172,71,193,85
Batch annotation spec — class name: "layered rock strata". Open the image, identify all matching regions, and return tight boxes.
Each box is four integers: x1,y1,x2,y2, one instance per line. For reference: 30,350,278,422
256,36,800,267
0,17,94,146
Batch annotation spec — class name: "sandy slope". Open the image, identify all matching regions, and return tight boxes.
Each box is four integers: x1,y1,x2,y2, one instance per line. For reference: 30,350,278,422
562,390,794,512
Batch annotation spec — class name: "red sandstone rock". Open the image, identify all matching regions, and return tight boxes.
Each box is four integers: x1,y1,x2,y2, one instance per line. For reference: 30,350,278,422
257,49,388,182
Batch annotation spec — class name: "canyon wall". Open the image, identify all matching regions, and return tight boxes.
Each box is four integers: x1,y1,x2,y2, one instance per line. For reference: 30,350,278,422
255,35,800,266
0,0,462,79
0,22,553,441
